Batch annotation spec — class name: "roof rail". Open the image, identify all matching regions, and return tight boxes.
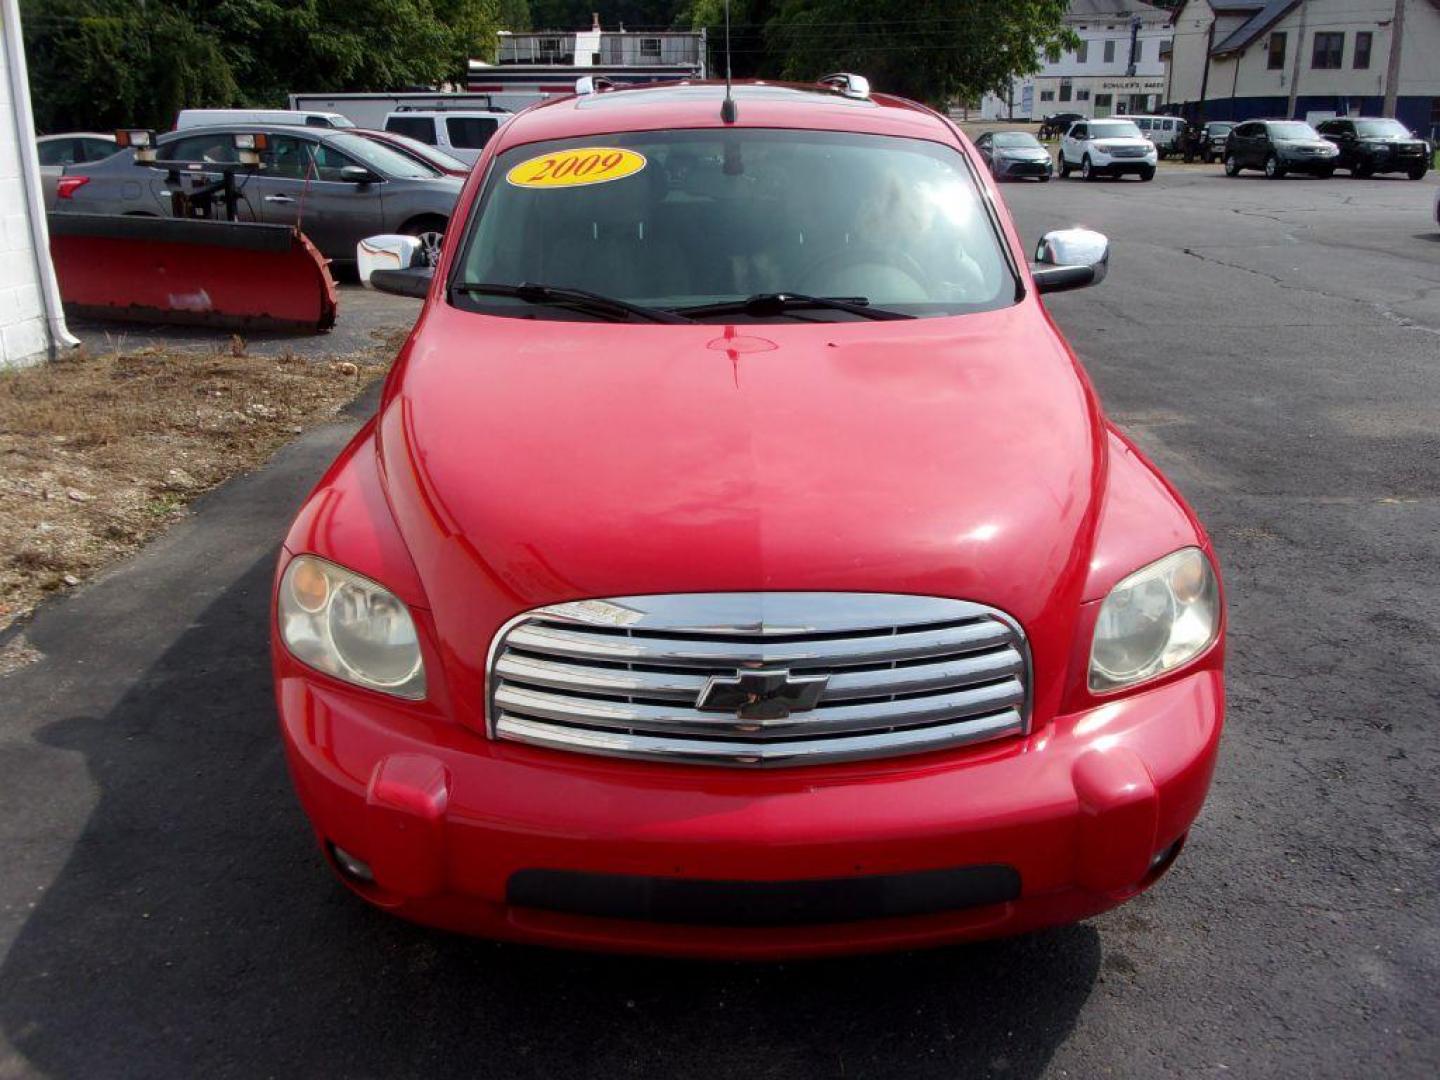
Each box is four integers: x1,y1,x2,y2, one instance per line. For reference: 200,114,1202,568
575,76,615,96
817,73,871,100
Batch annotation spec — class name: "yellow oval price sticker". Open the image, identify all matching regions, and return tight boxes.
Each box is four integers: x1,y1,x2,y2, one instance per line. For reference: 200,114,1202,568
506,147,647,189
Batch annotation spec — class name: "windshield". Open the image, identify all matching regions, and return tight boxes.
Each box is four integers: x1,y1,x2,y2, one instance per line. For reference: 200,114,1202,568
324,132,441,179
368,130,467,172
1354,119,1410,138
1269,122,1320,140
993,132,1043,149
1208,123,1234,134
1090,122,1141,139
452,129,1015,321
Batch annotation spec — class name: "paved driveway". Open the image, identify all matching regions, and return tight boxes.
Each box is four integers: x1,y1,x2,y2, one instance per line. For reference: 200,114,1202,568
1,169,1438,1079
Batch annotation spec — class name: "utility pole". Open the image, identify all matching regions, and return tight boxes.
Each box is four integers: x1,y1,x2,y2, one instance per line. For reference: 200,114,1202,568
1287,0,1308,118
1198,19,1215,121
1383,0,1406,116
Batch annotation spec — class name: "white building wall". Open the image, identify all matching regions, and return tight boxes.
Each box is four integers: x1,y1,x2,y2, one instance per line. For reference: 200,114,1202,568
1166,0,1440,132
0,0,71,370
983,5,1175,119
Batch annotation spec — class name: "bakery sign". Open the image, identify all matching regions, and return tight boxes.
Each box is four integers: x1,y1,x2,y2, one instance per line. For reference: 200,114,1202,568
1098,78,1166,92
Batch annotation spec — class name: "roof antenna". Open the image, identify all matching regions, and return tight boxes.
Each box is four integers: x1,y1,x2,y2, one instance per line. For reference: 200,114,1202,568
720,0,737,123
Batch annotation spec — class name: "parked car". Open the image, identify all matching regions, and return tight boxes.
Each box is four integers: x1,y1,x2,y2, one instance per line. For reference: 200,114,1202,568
175,108,354,130
382,108,510,166
272,78,1227,957
38,132,120,208
353,128,470,177
1314,117,1430,179
1130,115,1187,158
52,124,462,267
974,130,1053,181
1224,120,1338,178
1038,111,1084,140
1180,121,1234,163
1059,118,1157,181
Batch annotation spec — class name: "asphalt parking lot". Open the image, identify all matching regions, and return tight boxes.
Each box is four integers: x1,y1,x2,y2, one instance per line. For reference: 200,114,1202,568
2,167,1438,1079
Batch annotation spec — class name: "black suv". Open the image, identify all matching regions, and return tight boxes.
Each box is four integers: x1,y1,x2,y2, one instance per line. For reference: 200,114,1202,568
1224,119,1339,178
1315,117,1431,180
1181,121,1235,163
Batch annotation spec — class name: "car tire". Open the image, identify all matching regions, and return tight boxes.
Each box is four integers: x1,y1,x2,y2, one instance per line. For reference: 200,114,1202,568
1316,166,1334,179
1059,155,1072,178
1407,164,1428,181
1224,153,1241,176
1039,174,1051,183
1138,166,1156,182
1082,155,1097,182
1264,153,1284,179
402,216,448,268
1353,162,1374,179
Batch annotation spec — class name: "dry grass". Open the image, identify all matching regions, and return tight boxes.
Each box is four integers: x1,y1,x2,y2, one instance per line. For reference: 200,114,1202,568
0,337,393,633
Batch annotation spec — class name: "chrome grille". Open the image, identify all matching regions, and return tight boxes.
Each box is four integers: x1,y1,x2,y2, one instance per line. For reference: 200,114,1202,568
487,593,1030,767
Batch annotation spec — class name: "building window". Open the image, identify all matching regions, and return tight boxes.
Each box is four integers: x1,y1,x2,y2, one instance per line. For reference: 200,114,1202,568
538,37,561,55
1076,40,1088,64
1059,78,1072,102
1354,31,1372,69
1311,32,1344,69
1076,89,1091,101
1104,39,1115,64
1040,90,1055,102
1267,32,1287,70
639,37,662,59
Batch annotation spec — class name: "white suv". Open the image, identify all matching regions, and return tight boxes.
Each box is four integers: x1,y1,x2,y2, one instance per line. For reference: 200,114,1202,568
1059,119,1158,182
383,109,509,166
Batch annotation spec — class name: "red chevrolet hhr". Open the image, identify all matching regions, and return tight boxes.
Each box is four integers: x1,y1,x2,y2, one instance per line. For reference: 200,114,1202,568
272,76,1225,957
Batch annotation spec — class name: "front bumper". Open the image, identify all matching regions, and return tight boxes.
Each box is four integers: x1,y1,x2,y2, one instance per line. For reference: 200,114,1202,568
276,647,1224,958
1279,151,1338,173
994,156,1054,179
1091,153,1157,175
1358,147,1429,174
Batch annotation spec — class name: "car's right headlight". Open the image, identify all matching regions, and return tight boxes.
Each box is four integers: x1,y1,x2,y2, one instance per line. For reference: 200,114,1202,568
278,555,426,700
1089,547,1220,693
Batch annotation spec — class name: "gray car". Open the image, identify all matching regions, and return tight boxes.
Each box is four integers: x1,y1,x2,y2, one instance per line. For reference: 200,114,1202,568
52,124,463,267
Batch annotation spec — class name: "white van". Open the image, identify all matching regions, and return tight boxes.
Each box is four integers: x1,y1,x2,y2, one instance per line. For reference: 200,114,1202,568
1129,115,1187,158
175,108,355,130
382,109,509,166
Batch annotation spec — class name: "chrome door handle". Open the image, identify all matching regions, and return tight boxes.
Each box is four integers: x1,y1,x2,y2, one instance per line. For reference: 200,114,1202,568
263,195,295,204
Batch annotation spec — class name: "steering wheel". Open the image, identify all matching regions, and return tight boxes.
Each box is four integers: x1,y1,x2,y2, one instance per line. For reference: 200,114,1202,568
797,245,929,300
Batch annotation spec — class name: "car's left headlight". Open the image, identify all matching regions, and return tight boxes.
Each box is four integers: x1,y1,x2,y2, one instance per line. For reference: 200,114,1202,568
1089,547,1220,693
278,554,426,700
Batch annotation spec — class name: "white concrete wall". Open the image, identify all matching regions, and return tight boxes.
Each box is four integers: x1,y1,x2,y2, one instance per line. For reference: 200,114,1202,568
0,6,51,370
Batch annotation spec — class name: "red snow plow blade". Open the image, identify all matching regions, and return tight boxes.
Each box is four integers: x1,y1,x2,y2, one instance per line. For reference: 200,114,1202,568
48,214,338,333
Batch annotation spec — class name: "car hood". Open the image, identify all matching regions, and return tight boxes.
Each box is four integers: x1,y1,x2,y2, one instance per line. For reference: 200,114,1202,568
1092,138,1151,149
996,147,1051,158
376,302,1106,707
1275,139,1335,150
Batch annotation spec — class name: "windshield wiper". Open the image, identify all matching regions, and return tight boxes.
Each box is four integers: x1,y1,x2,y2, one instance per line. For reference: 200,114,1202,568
452,282,693,324
673,293,915,321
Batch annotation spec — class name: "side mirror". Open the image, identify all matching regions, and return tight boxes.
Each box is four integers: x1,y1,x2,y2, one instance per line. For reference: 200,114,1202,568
357,234,432,298
1031,228,1110,295
340,165,380,184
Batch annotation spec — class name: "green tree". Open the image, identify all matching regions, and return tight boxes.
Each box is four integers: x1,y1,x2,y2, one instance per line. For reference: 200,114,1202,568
21,0,505,133
765,0,1075,105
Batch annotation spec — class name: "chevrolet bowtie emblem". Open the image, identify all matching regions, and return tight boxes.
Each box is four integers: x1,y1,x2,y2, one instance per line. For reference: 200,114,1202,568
695,668,830,722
